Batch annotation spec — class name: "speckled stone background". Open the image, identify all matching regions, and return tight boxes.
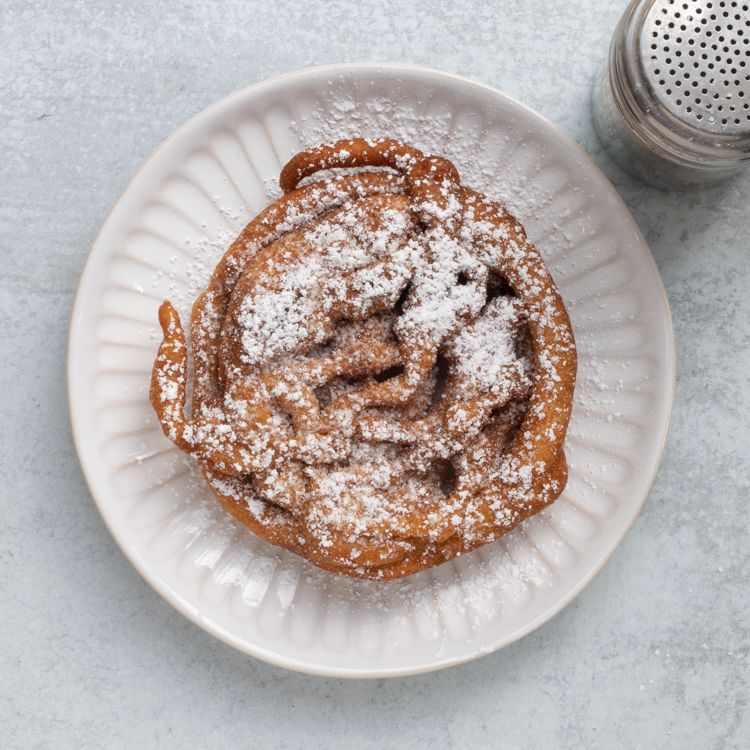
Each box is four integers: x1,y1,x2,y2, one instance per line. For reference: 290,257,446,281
2,1,748,747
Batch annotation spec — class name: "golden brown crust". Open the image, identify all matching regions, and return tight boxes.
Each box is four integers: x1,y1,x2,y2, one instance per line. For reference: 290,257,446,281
150,138,577,580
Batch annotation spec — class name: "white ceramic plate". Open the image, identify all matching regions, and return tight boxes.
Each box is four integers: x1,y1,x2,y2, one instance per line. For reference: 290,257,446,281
68,64,675,677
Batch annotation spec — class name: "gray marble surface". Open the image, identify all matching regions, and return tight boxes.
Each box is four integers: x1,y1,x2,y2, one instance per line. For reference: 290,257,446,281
2,1,748,748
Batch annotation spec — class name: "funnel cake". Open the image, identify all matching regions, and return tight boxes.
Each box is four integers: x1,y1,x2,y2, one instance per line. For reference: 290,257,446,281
150,138,577,579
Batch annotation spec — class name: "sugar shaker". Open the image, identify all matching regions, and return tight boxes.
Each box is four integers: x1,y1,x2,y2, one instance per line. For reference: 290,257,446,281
592,0,750,188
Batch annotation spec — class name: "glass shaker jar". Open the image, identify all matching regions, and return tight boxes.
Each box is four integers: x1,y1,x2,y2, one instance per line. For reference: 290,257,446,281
592,0,750,189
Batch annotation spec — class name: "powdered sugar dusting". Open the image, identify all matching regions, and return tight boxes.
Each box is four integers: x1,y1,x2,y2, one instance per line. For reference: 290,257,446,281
149,132,576,586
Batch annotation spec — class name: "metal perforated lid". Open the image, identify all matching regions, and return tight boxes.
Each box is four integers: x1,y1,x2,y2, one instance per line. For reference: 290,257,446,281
639,0,750,135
